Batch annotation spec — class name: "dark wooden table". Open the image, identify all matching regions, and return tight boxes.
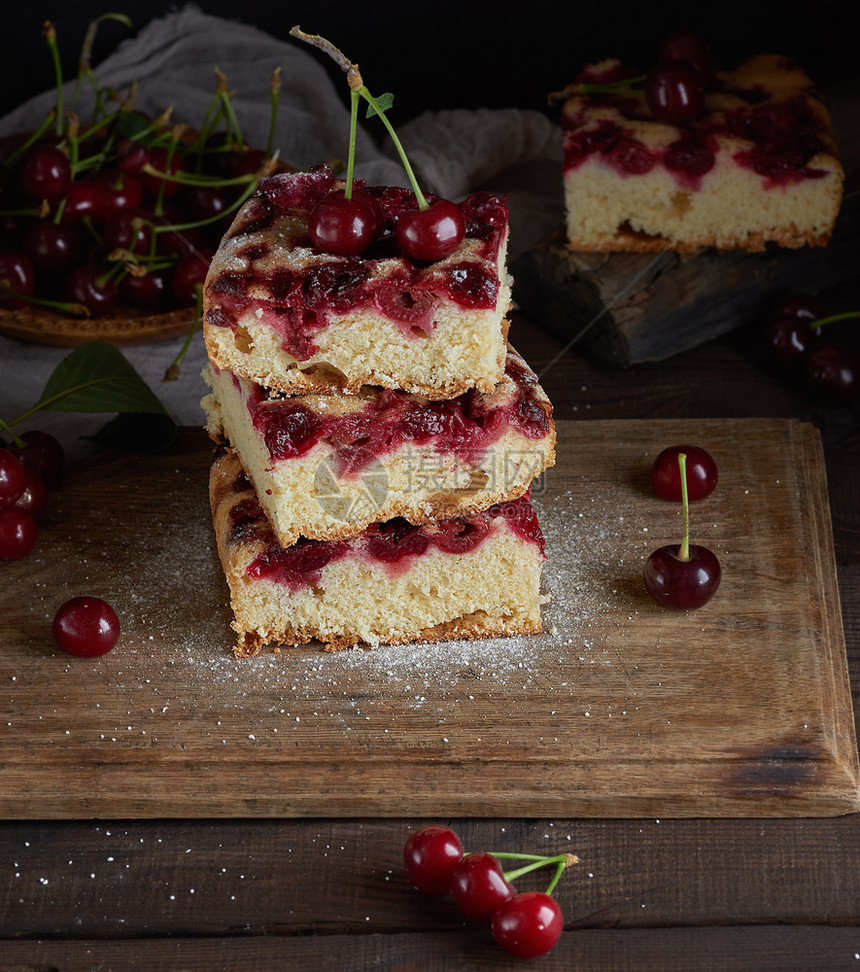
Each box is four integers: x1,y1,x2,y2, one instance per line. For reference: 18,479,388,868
1,302,858,971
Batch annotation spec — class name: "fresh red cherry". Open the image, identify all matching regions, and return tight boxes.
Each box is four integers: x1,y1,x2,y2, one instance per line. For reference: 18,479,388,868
403,825,464,894
95,169,144,215
770,293,823,323
645,59,705,125
66,265,119,317
24,221,80,272
657,31,716,85
171,248,214,304
11,467,48,519
120,267,170,308
307,192,380,256
0,447,27,505
765,314,820,370
644,542,721,608
18,143,71,205
0,507,38,559
61,180,110,226
396,199,465,262
651,445,717,501
180,185,231,223
52,596,121,657
12,430,65,484
0,248,36,308
103,210,153,255
804,344,860,405
449,852,515,922
491,891,564,959
116,138,149,174
230,148,268,178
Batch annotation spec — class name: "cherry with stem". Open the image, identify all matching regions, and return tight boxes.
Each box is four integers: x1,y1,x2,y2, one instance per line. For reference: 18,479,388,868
644,452,721,609
290,27,466,262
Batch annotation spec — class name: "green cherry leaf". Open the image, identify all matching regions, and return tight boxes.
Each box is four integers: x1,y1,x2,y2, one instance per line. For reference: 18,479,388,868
116,110,153,139
365,92,394,118
34,340,172,420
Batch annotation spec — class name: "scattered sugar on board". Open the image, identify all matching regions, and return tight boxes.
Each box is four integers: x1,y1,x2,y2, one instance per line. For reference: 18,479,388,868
1,469,646,745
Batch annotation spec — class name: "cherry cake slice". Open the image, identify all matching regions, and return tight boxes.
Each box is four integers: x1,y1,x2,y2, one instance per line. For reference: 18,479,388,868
202,165,512,399
557,54,843,252
202,346,555,547
210,447,548,655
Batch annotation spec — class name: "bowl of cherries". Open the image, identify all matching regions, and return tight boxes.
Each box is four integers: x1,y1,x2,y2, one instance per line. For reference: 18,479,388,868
0,18,286,347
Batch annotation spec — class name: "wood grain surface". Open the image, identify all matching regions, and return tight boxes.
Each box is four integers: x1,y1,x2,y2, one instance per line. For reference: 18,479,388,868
1,418,856,819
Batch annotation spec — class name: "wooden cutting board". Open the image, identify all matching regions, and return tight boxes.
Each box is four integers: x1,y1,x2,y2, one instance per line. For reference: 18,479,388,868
1,418,857,819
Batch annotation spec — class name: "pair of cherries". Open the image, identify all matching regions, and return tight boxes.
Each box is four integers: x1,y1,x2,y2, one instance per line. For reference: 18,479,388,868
764,294,860,406
403,824,573,959
307,188,465,263
644,445,721,609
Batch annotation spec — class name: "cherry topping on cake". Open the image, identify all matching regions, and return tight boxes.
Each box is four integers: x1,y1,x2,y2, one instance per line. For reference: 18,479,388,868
396,198,466,263
645,59,705,125
290,28,465,261
657,30,716,85
308,191,382,256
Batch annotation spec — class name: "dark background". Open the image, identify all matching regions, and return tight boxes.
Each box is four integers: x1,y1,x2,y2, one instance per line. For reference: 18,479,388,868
2,1,855,123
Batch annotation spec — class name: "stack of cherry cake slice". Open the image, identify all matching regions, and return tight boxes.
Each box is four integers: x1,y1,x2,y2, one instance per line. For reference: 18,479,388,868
201,166,556,656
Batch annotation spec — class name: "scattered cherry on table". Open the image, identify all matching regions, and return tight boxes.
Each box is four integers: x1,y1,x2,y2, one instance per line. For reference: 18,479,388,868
403,824,464,894
491,891,564,959
651,444,717,502
449,852,515,922
52,596,121,657
644,451,721,609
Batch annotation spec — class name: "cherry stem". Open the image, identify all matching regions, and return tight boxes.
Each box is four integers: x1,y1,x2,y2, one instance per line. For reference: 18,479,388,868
3,113,57,168
358,86,428,209
344,88,359,199
44,21,64,138
0,418,25,449
216,71,244,151
289,26,429,210
163,284,202,382
678,452,690,562
0,280,89,317
266,67,281,159
578,74,647,95
487,851,578,888
809,310,860,329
